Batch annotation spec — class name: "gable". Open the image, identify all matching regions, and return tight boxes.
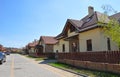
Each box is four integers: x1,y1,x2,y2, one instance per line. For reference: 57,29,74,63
64,22,77,34
39,37,44,45
57,19,80,39
56,9,112,39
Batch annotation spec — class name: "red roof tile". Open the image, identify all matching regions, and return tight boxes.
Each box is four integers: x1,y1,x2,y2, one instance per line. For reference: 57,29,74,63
40,36,58,44
28,40,38,47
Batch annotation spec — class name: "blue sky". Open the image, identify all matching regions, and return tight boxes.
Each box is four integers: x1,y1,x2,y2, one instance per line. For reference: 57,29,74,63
0,0,120,48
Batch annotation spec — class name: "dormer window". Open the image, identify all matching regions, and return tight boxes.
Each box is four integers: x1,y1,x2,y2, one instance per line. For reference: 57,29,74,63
70,24,76,32
85,16,92,23
86,18,91,22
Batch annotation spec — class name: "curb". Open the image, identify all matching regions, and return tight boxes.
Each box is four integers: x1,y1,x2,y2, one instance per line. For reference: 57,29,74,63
21,55,88,77
48,64,89,77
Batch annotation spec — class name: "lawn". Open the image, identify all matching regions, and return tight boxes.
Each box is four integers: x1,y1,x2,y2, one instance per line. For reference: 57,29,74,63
25,55,45,61
49,62,120,77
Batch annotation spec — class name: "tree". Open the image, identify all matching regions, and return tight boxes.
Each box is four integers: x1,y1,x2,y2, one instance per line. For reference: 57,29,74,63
99,5,120,49
102,4,117,15
100,19,120,47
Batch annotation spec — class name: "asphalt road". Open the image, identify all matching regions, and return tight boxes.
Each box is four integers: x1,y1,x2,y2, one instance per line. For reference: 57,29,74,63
0,54,61,77
0,54,82,77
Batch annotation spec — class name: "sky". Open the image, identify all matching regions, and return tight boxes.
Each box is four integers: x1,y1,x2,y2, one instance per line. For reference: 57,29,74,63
0,0,120,48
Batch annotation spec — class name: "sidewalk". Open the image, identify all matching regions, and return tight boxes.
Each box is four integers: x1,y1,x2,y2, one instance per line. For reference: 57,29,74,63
21,55,83,77
38,60,82,77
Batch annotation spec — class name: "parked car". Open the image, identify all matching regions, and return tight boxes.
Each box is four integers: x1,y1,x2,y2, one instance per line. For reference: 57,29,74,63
0,52,6,64
5,51,10,55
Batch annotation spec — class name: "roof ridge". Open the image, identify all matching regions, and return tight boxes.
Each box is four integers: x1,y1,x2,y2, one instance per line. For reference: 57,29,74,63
41,36,55,37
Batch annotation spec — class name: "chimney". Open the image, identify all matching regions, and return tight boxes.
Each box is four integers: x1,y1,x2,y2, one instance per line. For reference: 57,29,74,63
88,6,94,16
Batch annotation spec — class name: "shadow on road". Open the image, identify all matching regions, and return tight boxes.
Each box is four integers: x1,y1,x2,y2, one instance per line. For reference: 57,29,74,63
38,59,57,64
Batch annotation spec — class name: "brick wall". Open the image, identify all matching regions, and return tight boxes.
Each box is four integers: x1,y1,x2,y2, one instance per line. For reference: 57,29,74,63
58,59,120,74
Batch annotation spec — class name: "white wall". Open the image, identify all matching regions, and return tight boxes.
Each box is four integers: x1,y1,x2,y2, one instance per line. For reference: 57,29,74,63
99,29,119,51
79,28,101,52
53,39,69,53
79,28,119,52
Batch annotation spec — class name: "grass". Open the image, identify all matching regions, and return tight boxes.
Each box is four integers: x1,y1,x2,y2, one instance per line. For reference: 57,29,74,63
25,55,45,61
49,62,120,77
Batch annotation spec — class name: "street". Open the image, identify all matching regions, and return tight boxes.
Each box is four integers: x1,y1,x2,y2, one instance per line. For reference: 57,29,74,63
0,54,82,77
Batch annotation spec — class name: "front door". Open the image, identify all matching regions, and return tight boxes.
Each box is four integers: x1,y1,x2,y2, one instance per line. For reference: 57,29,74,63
69,36,79,52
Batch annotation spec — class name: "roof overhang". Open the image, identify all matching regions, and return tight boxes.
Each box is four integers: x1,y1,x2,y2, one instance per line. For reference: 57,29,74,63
79,24,99,33
64,33,79,41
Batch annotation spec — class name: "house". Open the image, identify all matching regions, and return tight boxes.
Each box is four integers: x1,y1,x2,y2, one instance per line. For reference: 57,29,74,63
54,6,119,52
0,44,3,51
27,40,39,56
0,44,5,51
38,36,58,53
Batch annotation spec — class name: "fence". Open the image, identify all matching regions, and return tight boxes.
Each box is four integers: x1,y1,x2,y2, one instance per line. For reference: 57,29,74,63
38,53,55,59
29,52,55,58
57,51,120,64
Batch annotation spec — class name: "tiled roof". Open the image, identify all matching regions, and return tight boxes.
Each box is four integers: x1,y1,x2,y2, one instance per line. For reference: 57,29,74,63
69,19,83,28
72,11,110,30
109,12,120,20
40,36,58,44
56,7,120,39
28,40,38,47
56,11,111,39
62,11,110,33
96,11,110,23
55,33,64,39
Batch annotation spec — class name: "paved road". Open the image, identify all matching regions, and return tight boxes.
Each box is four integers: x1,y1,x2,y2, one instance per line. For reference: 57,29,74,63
0,54,82,77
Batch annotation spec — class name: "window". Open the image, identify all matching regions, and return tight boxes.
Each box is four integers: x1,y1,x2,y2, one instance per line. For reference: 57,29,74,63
70,24,76,32
87,39,92,51
107,38,111,51
56,50,58,53
62,44,65,52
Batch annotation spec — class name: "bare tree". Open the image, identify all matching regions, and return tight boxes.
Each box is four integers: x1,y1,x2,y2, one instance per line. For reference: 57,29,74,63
102,4,117,15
